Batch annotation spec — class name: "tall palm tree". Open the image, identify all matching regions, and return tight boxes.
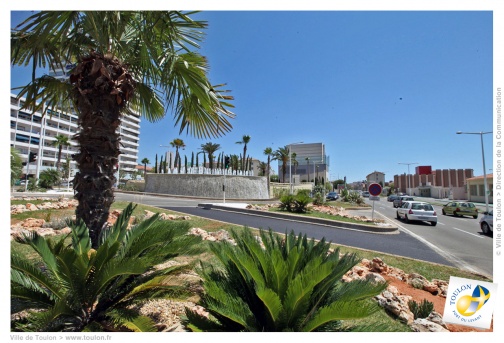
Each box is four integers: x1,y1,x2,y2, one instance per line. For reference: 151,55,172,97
51,134,70,173
273,146,290,183
12,11,235,247
200,142,220,171
306,157,311,182
141,158,150,178
170,138,186,173
264,147,273,196
236,135,251,172
292,152,298,175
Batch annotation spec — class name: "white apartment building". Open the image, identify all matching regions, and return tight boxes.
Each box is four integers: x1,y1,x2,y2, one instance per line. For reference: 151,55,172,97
10,93,141,180
278,142,330,183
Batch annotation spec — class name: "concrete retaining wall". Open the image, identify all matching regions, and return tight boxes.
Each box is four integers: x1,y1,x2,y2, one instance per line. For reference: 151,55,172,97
144,174,269,199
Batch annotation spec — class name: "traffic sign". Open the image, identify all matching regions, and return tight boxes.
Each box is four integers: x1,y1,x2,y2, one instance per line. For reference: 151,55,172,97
368,183,382,196
369,196,380,201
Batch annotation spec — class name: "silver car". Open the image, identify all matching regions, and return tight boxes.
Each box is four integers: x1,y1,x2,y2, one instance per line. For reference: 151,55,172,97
396,201,437,226
479,210,493,235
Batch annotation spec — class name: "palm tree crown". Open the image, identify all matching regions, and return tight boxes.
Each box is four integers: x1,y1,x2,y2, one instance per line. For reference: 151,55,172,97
236,135,251,172
273,146,290,183
11,11,235,247
51,134,70,172
141,158,150,177
200,142,221,170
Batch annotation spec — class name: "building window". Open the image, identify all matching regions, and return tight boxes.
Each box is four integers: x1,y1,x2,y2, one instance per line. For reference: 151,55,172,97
470,185,477,196
478,184,485,196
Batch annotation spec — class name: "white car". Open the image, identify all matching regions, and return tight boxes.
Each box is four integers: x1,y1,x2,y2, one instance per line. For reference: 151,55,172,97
396,201,437,226
362,191,370,197
479,210,493,235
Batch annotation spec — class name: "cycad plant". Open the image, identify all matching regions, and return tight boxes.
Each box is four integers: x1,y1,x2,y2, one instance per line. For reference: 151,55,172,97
183,228,389,332
11,203,203,332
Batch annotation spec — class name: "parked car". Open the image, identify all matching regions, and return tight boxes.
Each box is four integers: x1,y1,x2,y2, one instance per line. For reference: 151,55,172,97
362,191,370,197
393,196,414,208
326,192,339,201
441,201,478,218
396,201,437,226
479,210,493,235
387,195,400,202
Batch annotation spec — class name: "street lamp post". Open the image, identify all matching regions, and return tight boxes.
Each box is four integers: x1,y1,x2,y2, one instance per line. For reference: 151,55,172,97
456,131,492,213
289,141,303,194
398,162,418,196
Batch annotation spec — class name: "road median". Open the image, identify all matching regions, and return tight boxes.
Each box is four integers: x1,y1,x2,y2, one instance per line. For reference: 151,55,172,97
198,203,399,234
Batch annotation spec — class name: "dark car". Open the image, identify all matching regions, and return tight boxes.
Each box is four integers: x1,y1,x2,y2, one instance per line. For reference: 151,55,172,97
326,192,339,201
387,195,400,202
393,196,414,208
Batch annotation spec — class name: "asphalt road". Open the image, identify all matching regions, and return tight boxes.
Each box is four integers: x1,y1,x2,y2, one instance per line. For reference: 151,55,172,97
368,198,493,278
157,205,453,266
19,191,492,278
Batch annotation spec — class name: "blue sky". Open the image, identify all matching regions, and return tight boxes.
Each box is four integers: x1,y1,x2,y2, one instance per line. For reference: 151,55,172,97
8,6,498,183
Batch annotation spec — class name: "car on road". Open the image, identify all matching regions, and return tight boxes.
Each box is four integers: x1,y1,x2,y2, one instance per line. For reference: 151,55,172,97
441,201,478,218
479,210,493,235
326,192,339,201
393,196,414,208
362,191,370,197
387,195,400,202
396,201,437,226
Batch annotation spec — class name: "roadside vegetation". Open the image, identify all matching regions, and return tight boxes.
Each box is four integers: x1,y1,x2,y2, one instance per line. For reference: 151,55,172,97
11,198,490,332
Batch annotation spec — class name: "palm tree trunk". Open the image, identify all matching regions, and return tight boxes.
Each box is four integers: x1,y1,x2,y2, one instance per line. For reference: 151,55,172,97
71,52,133,248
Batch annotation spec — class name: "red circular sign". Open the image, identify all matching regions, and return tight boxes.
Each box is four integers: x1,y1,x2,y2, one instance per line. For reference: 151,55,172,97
368,183,382,196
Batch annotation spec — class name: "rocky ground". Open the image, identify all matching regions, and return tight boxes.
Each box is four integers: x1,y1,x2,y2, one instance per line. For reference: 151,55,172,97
10,197,492,332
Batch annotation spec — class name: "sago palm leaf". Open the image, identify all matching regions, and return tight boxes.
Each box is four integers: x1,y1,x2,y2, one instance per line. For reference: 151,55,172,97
107,309,157,332
301,300,382,332
256,286,283,325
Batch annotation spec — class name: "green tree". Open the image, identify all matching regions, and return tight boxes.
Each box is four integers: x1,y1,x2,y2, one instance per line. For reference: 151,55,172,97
51,134,70,173
159,155,164,173
11,147,23,186
272,146,290,183
141,158,150,178
236,134,251,172
170,138,186,173
263,147,273,194
200,142,221,171
38,168,61,189
12,11,234,248
305,157,311,183
154,154,158,173
11,203,203,332
257,161,267,176
183,228,389,332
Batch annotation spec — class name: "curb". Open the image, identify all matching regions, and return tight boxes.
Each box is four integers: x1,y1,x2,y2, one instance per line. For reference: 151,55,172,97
198,203,399,235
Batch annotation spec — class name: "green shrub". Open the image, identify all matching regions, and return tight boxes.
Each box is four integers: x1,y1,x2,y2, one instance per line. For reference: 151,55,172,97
279,193,312,213
279,194,295,211
292,192,311,213
11,203,203,332
38,169,61,189
408,299,434,319
183,228,390,332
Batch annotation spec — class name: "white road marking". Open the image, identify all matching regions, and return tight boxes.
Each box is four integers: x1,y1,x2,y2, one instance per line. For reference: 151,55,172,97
374,210,481,274
451,227,485,239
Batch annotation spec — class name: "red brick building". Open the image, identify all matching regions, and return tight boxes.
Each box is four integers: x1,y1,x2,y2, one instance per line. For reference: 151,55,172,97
394,167,473,199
